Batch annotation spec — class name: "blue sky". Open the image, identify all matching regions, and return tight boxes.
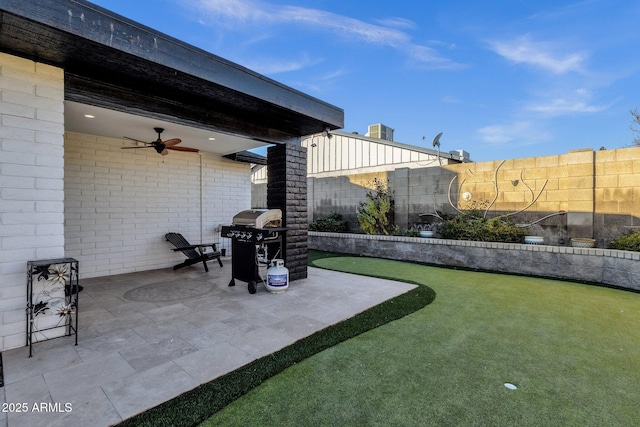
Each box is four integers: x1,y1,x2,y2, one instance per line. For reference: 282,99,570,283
91,0,640,161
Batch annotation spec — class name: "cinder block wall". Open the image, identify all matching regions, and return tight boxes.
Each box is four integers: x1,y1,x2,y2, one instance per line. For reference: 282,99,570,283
64,131,250,278
445,147,640,245
0,53,65,351
443,149,596,240
594,148,640,245
295,146,640,246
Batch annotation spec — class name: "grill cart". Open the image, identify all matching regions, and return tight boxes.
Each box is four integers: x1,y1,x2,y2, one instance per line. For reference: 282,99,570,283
221,209,287,294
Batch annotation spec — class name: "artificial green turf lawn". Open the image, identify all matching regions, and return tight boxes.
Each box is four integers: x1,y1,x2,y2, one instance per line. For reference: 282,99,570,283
201,253,640,427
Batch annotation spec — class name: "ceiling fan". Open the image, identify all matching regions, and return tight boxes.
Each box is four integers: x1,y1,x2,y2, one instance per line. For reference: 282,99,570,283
121,127,199,156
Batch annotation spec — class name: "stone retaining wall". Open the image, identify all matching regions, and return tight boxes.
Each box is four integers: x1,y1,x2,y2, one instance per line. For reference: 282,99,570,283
309,232,640,291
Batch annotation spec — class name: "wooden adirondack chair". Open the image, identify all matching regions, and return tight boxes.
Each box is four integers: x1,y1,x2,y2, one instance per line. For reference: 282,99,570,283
165,232,223,272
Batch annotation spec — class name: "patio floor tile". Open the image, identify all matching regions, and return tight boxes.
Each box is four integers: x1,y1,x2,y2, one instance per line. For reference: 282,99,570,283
178,320,240,349
44,353,136,403
101,361,199,420
224,325,297,357
119,336,199,372
74,328,144,361
172,342,255,384
0,264,415,426
270,314,328,340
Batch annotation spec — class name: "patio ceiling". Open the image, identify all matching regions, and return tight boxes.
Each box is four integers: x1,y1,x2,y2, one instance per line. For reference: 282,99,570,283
0,0,344,149
65,100,269,156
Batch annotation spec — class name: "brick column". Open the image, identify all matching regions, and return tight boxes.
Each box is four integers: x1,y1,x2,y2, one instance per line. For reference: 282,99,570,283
267,143,308,281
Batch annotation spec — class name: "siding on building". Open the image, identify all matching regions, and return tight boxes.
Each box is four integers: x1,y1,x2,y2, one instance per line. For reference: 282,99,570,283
302,131,462,176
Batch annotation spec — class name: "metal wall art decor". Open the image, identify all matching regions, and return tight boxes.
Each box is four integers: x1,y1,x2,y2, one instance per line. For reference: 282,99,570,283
26,258,79,357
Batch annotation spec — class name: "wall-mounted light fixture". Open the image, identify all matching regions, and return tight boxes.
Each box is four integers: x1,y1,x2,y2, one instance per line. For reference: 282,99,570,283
511,180,519,187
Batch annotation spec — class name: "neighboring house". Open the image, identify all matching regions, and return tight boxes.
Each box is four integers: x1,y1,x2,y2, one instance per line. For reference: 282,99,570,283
302,127,470,178
0,0,342,351
252,126,470,222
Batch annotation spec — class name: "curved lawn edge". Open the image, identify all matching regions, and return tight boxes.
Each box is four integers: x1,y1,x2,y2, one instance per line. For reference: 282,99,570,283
116,252,435,427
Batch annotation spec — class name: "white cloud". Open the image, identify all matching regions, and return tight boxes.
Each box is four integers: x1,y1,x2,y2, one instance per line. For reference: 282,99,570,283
527,98,604,115
406,45,465,70
190,0,268,22
187,0,462,69
478,121,547,145
526,88,610,117
488,34,587,74
243,53,324,74
190,0,407,45
373,17,417,30
321,68,349,81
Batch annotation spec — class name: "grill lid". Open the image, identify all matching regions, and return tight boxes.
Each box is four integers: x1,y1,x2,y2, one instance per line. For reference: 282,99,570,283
232,209,282,228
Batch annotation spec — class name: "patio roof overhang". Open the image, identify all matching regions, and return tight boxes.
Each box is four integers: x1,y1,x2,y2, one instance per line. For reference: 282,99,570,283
0,0,344,145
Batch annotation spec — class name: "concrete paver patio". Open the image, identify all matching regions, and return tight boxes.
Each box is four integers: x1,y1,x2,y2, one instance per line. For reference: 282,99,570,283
1,260,415,427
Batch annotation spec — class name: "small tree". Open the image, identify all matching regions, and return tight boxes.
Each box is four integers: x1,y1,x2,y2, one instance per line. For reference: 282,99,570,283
357,178,395,235
631,108,640,146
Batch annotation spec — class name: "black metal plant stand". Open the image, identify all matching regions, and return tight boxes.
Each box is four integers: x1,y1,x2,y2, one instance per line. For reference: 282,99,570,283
26,258,79,357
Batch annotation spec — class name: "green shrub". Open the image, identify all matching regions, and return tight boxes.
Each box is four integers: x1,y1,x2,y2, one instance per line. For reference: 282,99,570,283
309,212,348,233
440,211,525,243
610,231,640,251
357,178,395,235
404,228,420,237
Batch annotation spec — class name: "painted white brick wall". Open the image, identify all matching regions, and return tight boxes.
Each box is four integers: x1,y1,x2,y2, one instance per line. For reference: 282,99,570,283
0,53,65,351
64,131,251,278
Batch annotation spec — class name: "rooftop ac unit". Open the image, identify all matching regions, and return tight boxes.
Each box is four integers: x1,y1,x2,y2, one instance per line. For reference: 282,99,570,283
450,149,471,161
368,123,394,141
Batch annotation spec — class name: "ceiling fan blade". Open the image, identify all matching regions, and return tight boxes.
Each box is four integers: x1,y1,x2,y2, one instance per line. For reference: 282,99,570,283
168,146,199,152
161,149,169,156
121,146,155,150
163,138,182,147
123,136,151,145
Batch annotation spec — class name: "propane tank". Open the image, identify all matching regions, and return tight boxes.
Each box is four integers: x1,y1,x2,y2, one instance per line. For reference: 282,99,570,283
266,259,289,293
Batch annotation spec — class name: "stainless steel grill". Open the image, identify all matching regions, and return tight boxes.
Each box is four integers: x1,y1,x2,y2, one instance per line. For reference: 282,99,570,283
221,209,286,294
